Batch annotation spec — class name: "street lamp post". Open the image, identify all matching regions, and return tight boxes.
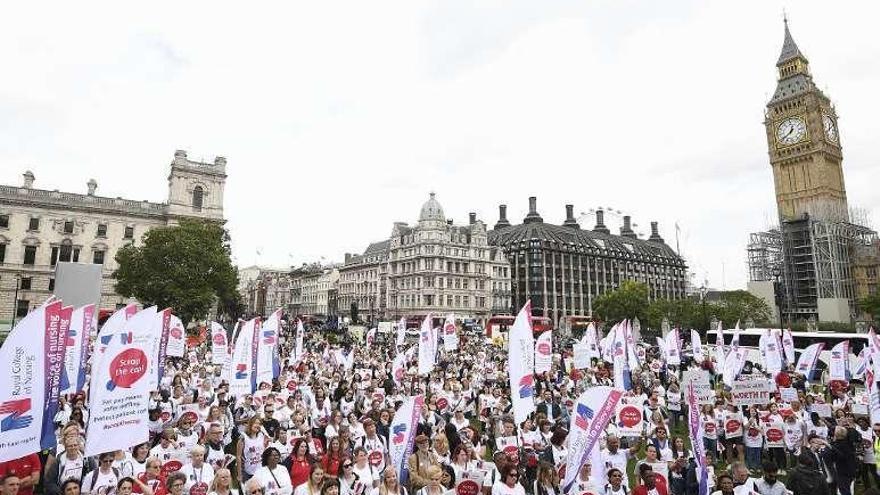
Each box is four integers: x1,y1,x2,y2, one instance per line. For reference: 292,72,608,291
10,274,21,329
772,267,784,334
699,285,708,335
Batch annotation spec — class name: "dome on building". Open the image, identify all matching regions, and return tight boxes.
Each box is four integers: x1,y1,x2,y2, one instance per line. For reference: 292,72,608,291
419,192,445,223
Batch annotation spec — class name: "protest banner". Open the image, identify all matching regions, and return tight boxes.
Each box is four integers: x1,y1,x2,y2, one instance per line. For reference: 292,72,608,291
615,402,643,437
573,344,591,369
730,378,773,406
455,471,484,495
723,413,743,439
764,422,785,448
683,369,714,405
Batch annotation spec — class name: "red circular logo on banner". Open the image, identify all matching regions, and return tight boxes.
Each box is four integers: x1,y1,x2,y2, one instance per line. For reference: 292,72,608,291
213,333,226,345
190,482,208,495
437,398,449,411
445,323,456,335
161,460,183,477
456,480,480,495
368,451,383,466
704,422,716,434
618,405,641,428
181,411,198,424
107,348,148,390
766,428,784,442
748,427,761,437
725,420,742,434
537,342,551,355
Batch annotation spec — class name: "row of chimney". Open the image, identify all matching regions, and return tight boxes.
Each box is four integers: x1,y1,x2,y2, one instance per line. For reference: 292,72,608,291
20,171,99,196
494,196,664,243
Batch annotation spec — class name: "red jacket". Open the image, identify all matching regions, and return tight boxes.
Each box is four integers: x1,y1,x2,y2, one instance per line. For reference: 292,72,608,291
633,479,668,495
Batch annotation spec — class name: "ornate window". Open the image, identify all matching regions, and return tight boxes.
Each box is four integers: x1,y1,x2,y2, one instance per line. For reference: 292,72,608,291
192,186,204,212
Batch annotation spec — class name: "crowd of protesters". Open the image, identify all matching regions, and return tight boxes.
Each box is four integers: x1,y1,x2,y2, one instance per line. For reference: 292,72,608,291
0,317,874,495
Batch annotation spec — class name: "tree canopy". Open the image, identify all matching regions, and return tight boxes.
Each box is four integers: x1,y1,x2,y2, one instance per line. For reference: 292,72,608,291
593,280,649,324
861,293,880,322
114,220,240,325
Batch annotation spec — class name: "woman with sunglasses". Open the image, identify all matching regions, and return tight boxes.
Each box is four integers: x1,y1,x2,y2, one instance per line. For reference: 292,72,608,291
491,465,525,495
81,452,120,495
134,458,164,495
207,469,238,495
252,448,292,495
337,459,360,495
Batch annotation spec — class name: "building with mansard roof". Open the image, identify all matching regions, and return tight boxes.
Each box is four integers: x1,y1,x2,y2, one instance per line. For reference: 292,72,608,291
338,193,509,324
0,150,226,321
488,197,688,328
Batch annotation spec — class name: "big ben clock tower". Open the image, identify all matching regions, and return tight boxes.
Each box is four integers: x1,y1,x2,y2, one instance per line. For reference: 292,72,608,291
765,19,847,221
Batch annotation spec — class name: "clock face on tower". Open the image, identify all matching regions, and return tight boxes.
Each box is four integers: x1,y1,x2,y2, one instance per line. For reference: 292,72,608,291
823,114,838,143
776,117,807,146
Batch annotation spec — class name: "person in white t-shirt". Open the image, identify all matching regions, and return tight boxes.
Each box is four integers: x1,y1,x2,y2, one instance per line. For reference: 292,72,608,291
491,465,526,495
251,448,292,495
82,453,121,495
180,446,215,495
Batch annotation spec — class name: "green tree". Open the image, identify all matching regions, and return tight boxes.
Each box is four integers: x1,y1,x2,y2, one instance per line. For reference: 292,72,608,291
861,293,880,322
593,280,649,324
114,220,240,325
709,290,773,327
646,298,701,331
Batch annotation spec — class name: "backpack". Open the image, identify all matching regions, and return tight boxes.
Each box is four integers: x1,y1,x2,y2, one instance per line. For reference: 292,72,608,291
87,468,120,493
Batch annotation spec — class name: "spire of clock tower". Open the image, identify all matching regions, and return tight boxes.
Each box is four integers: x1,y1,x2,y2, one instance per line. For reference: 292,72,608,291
775,18,810,81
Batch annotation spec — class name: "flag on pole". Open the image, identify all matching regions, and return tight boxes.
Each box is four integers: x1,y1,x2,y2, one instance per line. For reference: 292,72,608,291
534,330,552,374
85,306,158,456
781,329,796,365
664,329,681,366
294,319,305,362
561,386,623,492
44,304,70,450
764,331,783,375
392,352,407,386
442,314,458,351
165,315,186,358
388,395,424,485
210,322,228,365
96,303,138,355
585,322,599,360
691,329,704,363
508,301,536,424
0,300,63,462
714,321,725,369
396,317,406,347
417,314,434,375
686,380,709,495
258,309,281,384
61,304,95,395
229,317,260,396
829,341,849,382
795,343,824,380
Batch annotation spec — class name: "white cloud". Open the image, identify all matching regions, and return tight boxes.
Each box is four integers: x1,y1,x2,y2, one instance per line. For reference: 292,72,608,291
1,1,878,291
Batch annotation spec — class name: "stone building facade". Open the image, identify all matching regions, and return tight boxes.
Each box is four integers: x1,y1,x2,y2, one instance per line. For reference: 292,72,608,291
0,150,226,321
238,265,293,316
338,194,510,323
489,198,688,326
299,268,339,317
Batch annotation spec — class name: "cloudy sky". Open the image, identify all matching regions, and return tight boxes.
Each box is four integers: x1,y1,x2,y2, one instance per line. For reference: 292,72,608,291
2,1,878,290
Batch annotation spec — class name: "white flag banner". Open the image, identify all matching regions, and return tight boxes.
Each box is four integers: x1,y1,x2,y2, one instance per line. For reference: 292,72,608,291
764,331,783,375
294,319,305,362
534,330,552,374
624,320,639,370
868,370,880,426
691,329,704,363
229,318,260,396
829,341,849,381
210,322,229,365
389,395,424,485
257,309,281,385
508,301,536,424
781,329,796,365
96,303,138,355
85,306,158,456
722,346,748,388
166,315,186,358
870,329,880,379
714,321,725,367
61,304,95,396
561,386,623,491
392,353,407,386
442,314,458,351
601,324,617,364
664,329,681,366
795,343,824,379
417,314,434,375
0,300,63,462
396,317,406,347
148,308,171,391
585,322,599,360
